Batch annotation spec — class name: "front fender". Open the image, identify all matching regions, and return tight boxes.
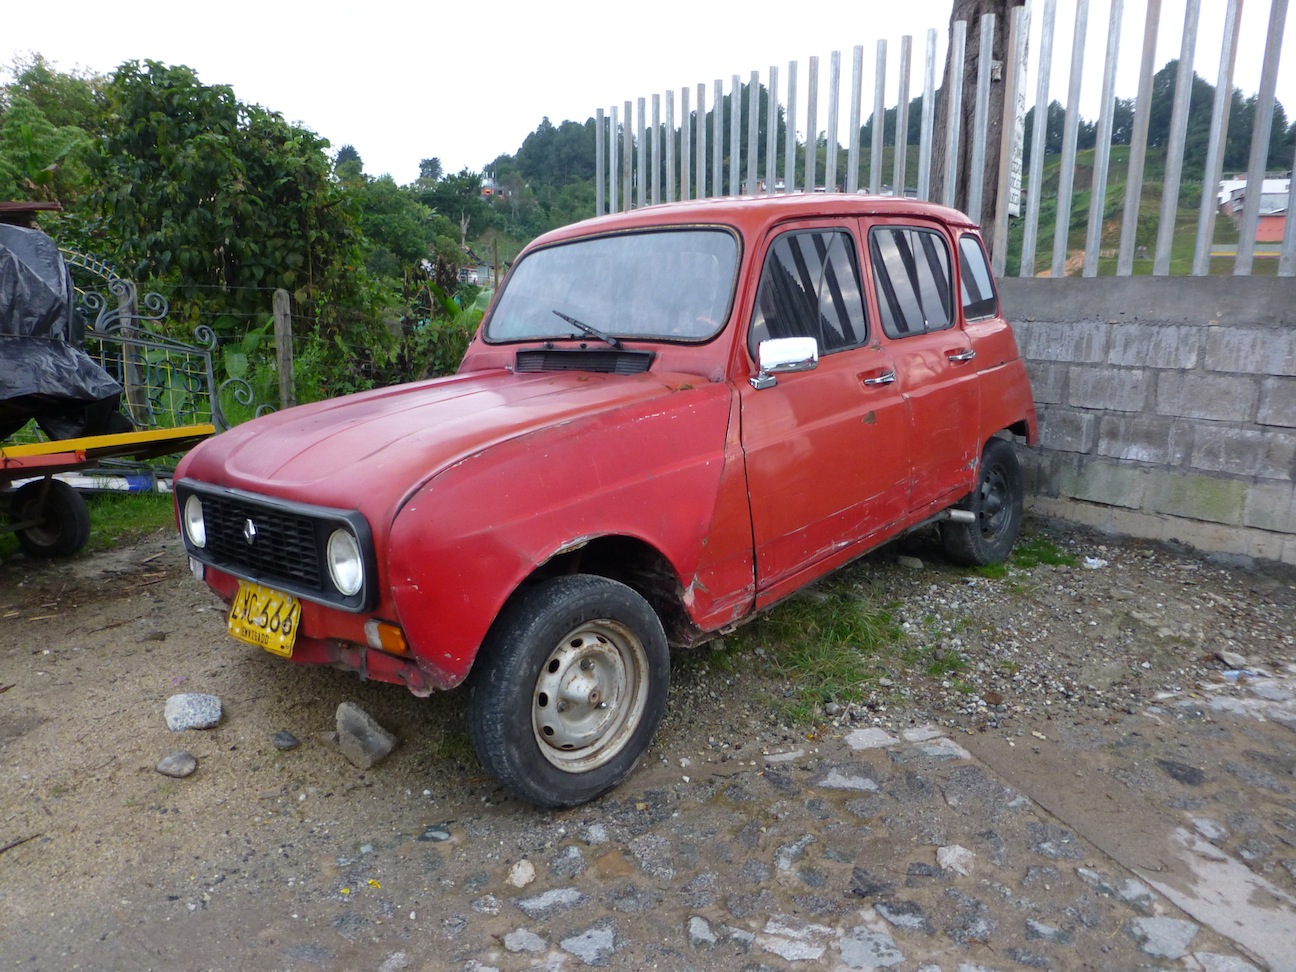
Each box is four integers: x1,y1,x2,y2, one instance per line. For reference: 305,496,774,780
385,381,751,686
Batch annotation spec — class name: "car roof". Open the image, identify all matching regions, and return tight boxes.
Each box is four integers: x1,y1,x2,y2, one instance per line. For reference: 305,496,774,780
530,193,980,248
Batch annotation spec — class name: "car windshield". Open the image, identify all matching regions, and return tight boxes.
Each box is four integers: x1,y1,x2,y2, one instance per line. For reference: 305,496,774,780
485,229,739,343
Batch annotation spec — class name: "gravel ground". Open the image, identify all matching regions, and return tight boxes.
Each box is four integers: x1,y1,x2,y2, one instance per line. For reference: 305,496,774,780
1,514,1293,971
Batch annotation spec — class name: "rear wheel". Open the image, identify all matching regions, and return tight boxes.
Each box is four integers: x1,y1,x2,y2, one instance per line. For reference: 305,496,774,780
468,575,669,808
11,479,91,558
941,438,1023,566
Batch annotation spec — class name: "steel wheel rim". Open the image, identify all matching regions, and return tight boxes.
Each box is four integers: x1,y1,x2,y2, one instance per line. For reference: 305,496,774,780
978,464,1010,538
532,619,649,771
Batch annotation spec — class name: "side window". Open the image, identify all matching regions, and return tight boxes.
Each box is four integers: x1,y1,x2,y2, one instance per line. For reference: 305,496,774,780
869,226,954,339
748,229,868,360
959,234,1000,320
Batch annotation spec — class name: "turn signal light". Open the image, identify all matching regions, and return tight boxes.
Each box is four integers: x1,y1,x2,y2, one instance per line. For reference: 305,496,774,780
364,620,408,655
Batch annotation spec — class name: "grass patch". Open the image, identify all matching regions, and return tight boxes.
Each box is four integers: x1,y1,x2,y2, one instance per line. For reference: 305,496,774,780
1010,534,1078,569
722,578,902,724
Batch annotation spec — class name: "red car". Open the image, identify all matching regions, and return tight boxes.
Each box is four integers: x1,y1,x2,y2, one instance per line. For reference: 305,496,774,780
175,195,1037,807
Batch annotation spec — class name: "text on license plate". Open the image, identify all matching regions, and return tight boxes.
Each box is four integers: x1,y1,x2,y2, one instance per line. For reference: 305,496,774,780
228,581,301,658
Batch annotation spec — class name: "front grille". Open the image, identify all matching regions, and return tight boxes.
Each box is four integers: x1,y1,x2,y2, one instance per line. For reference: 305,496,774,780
203,494,323,590
178,482,375,611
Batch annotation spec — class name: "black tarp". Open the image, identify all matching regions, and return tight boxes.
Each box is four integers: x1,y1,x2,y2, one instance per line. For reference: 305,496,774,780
0,224,127,441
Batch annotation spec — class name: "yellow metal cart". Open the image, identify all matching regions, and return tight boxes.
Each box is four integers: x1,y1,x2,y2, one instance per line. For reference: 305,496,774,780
0,424,214,556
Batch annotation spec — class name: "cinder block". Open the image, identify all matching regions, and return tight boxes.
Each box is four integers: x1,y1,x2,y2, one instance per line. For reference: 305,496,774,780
1037,406,1097,454
1024,362,1067,405
1015,320,1108,365
1156,372,1257,422
1243,481,1296,534
1206,325,1296,377
1144,469,1247,526
1109,324,1202,369
1056,459,1147,509
1189,425,1296,481
1097,414,1185,465
1258,377,1296,429
1068,366,1149,413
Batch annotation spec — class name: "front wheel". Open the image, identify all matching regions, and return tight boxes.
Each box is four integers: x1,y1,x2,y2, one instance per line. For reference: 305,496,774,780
468,575,669,808
941,437,1023,566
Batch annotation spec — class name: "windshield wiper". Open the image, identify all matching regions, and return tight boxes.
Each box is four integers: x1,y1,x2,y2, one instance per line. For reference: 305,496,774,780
552,310,622,349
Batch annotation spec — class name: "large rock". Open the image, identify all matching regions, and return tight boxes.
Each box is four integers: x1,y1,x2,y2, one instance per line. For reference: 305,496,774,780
164,693,222,731
335,702,398,769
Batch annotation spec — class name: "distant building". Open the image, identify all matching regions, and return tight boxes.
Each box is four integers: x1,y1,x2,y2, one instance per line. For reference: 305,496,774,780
1220,175,1290,244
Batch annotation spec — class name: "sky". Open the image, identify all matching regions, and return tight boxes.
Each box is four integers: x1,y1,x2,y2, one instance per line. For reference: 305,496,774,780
5,0,1294,186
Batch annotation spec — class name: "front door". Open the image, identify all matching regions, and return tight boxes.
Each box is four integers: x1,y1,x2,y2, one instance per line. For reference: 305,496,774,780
740,223,912,605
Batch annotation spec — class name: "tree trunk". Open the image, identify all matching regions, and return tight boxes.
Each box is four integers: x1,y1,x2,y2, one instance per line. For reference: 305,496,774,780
930,0,1024,248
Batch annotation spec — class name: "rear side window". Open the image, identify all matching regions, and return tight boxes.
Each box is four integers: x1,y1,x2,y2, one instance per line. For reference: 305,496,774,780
747,229,868,360
869,226,953,338
959,234,999,320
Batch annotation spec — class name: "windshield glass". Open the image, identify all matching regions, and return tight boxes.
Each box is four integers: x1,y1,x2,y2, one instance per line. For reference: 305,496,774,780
485,229,739,343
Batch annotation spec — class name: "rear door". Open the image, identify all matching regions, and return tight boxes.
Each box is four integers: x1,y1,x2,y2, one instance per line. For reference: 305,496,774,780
865,220,981,516
740,221,911,602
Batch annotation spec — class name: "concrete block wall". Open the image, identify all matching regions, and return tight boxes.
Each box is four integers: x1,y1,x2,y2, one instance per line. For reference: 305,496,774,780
999,276,1296,566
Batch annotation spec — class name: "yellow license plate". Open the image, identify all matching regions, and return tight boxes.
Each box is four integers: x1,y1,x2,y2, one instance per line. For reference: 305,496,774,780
228,581,301,658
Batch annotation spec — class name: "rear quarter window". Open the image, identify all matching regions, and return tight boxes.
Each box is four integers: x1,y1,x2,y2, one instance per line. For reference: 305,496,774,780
958,234,1000,320
869,226,953,339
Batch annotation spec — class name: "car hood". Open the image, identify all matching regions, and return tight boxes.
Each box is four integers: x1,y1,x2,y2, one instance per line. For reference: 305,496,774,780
178,368,721,519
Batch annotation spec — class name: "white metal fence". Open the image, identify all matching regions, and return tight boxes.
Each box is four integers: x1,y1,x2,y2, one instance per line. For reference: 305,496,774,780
593,0,1294,278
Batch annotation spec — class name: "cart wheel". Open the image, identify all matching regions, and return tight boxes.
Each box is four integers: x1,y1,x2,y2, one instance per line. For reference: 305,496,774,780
11,480,91,558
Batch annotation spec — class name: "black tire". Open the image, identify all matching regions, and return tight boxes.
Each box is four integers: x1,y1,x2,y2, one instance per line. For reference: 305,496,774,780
468,574,670,808
941,438,1023,567
11,479,91,558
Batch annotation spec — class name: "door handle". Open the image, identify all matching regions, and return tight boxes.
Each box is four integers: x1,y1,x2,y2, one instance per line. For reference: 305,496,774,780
861,369,896,386
947,348,976,362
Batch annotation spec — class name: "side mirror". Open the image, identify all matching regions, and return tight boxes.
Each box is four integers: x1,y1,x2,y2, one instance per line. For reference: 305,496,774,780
750,336,819,389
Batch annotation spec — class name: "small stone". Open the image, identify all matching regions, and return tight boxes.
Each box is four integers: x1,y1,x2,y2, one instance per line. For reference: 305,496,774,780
335,702,397,769
550,845,587,879
897,555,924,570
937,844,975,876
471,894,500,915
1156,758,1206,786
1192,817,1229,841
1217,650,1247,669
272,730,299,751
815,768,879,792
507,859,536,888
874,900,933,933
688,916,718,947
837,927,904,969
560,925,615,964
1128,916,1199,958
1025,919,1072,945
503,928,546,954
845,728,899,750
164,693,222,730
775,834,816,872
156,751,198,778
515,886,585,919
584,823,609,844
417,824,451,842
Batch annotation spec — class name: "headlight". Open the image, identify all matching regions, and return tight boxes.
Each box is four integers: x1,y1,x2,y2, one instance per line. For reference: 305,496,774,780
326,529,364,597
183,494,206,548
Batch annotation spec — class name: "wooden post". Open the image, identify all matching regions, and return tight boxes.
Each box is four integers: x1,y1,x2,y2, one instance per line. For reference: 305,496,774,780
273,288,294,409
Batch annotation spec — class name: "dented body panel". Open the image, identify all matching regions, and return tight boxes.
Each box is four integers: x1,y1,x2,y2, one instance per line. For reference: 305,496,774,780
175,194,1036,695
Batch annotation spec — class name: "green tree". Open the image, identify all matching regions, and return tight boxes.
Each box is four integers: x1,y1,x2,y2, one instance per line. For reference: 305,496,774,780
90,60,367,329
